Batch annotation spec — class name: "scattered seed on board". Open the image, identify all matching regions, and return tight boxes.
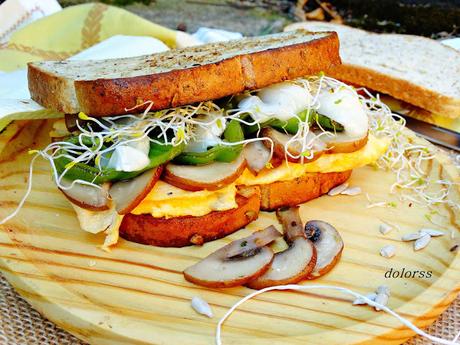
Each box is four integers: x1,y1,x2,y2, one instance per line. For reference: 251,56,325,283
376,285,391,296
379,223,393,235
374,285,390,311
340,186,362,196
419,228,444,237
327,182,349,196
88,260,96,267
414,234,431,251
191,296,213,318
380,245,396,258
353,292,377,305
401,232,422,242
374,293,389,311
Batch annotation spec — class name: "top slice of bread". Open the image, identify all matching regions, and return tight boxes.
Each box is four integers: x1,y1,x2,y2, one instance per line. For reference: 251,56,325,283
285,22,460,118
28,30,340,117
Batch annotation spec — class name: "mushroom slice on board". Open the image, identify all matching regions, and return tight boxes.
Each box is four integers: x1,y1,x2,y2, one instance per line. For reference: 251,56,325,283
304,220,344,279
183,227,280,288
247,206,317,289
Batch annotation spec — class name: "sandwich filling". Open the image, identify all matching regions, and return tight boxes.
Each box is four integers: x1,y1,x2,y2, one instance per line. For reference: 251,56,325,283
41,75,389,249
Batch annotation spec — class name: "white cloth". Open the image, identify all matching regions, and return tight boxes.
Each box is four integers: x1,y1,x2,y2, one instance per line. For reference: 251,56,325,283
0,0,61,44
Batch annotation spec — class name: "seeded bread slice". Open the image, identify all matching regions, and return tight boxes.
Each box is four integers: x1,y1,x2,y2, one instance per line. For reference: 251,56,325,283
285,22,460,118
28,30,340,117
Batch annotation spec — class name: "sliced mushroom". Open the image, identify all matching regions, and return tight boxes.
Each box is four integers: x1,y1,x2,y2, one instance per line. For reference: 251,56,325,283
247,207,317,289
109,166,163,215
319,131,369,154
183,228,278,288
59,179,110,211
243,141,271,175
276,206,305,243
246,237,316,289
304,220,344,279
225,225,281,259
163,153,246,191
262,127,326,163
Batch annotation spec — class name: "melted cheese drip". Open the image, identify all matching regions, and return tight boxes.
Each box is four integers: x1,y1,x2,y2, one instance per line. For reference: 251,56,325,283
131,181,238,218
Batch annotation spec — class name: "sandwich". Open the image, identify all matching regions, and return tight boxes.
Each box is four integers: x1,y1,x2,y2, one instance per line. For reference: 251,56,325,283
26,29,389,250
284,22,460,130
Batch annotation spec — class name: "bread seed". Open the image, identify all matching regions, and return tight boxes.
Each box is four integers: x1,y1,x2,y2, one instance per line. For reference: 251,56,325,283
401,232,422,241
379,223,393,235
414,234,431,251
191,296,213,318
340,186,362,196
327,182,348,196
380,245,396,258
419,228,444,237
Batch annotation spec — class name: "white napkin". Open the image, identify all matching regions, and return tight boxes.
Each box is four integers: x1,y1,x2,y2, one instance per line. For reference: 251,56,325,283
0,0,61,44
0,35,170,130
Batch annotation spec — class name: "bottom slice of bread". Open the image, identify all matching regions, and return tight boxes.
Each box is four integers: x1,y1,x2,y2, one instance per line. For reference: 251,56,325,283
120,186,261,247
258,170,352,211
119,171,351,247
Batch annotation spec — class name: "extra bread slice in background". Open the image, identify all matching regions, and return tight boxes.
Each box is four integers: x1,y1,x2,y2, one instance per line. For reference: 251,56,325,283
285,22,460,118
28,30,340,116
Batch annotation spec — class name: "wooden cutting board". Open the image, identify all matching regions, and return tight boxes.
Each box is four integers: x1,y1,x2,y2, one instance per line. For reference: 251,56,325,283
0,120,459,345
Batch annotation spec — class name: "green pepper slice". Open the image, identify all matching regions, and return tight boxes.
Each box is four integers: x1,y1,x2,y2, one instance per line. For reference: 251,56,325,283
243,110,344,135
172,119,244,165
54,139,184,184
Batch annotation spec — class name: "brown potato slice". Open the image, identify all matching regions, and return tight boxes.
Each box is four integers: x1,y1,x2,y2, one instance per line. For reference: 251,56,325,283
163,153,246,191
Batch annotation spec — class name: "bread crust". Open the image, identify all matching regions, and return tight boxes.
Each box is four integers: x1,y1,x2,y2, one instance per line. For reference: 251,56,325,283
28,32,340,116
119,186,261,247
329,64,460,118
258,170,352,211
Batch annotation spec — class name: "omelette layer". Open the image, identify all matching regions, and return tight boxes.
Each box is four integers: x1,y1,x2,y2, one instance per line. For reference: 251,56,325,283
132,134,389,218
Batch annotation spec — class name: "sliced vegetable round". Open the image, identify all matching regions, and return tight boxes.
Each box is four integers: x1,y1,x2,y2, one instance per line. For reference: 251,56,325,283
262,127,326,163
163,152,246,191
319,131,369,154
246,237,316,289
305,220,344,279
59,178,110,211
109,165,163,214
243,141,271,175
183,228,278,288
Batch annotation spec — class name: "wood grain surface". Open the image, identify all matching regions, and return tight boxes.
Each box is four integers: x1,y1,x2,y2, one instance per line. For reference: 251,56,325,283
0,120,459,345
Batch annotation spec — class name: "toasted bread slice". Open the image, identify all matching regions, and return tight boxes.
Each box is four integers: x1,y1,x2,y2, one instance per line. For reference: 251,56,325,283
119,186,261,247
285,22,460,118
119,170,350,247
28,30,340,116
257,170,352,211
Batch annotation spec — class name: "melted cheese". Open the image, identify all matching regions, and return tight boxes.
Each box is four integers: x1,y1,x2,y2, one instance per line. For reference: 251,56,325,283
235,135,389,186
131,181,238,218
